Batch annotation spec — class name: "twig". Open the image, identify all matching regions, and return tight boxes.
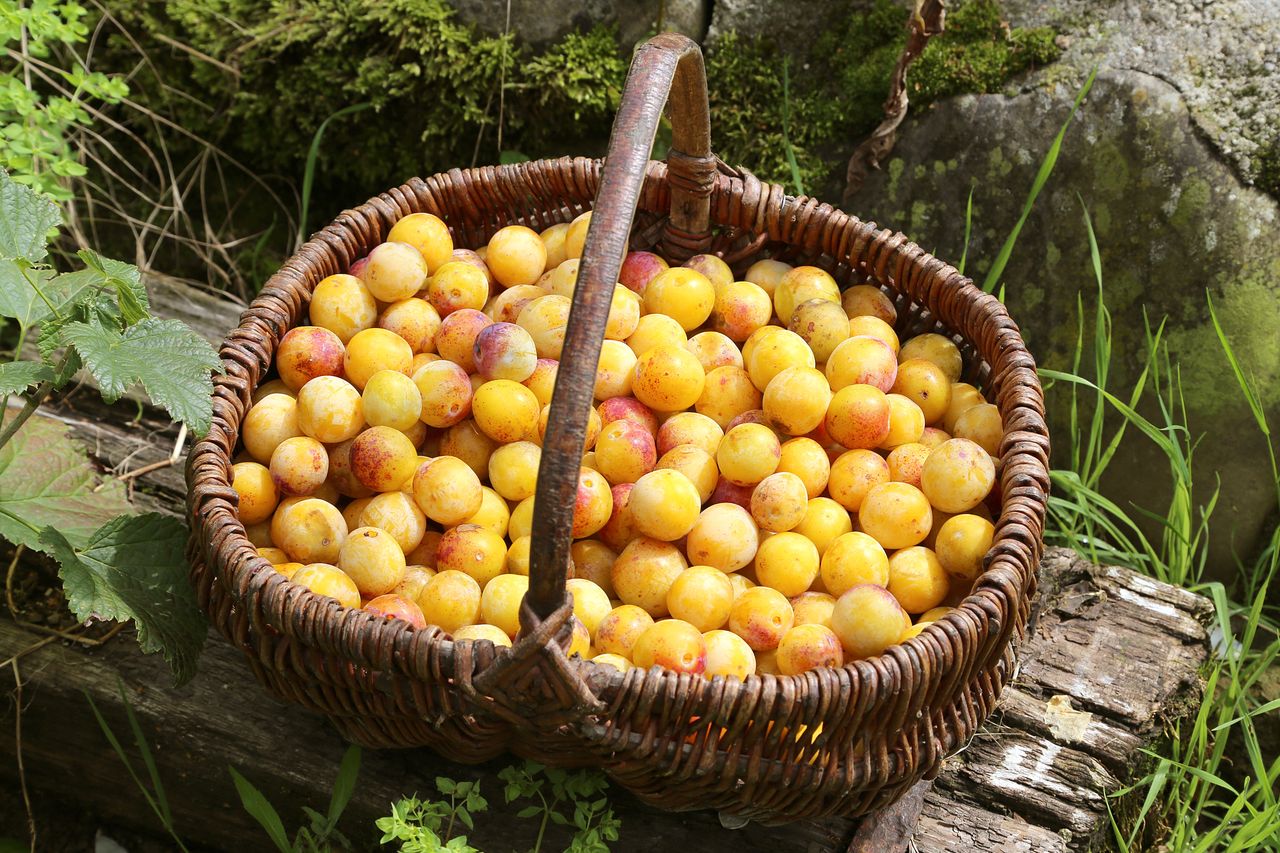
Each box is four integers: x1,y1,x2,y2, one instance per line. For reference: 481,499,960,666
842,0,946,205
5,544,25,618
0,635,56,670
10,658,36,851
116,457,176,483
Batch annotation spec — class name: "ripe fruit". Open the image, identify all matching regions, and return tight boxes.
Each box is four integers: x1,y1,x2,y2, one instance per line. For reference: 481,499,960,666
363,594,427,629
269,436,329,496
271,498,348,564
572,468,614,538
595,604,655,658
619,251,669,294
685,330,742,372
435,308,493,372
794,497,853,557
594,339,637,399
858,482,932,550
943,383,987,433
454,624,514,647
611,537,687,617
487,225,548,288
750,472,810,532
631,620,707,675
644,268,715,331
778,438,830,498
413,360,473,428
426,261,489,316
716,423,781,487
920,438,996,513
934,514,995,582
702,629,757,680
487,440,541,501
632,344,705,412
310,274,378,343
629,469,701,541
880,393,926,449
887,547,949,613
696,366,761,429
656,444,718,502
776,624,844,675
846,315,899,354
349,426,419,492
842,284,896,325
827,449,890,511
728,586,794,651
472,379,540,443
344,328,413,390
685,502,759,573
413,456,483,525
825,384,890,450
362,369,424,431
358,491,427,554
892,359,952,425
243,393,302,463
297,376,364,443
339,526,407,597
539,223,570,270
387,213,452,273
774,266,839,324
683,254,733,291
820,531,889,596
291,562,360,610
481,573,529,637
953,403,1003,457
831,584,910,659
232,461,278,524
276,326,345,391
713,280,772,341
746,328,814,391
437,524,508,587
826,336,897,393
791,591,837,628
363,241,428,302
419,570,483,633
753,532,820,597
899,333,963,382
763,366,831,436
518,294,571,359
743,258,792,297
667,566,735,632
788,299,849,362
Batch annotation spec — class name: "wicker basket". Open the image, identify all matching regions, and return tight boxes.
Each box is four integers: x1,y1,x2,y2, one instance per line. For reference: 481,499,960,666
186,33,1049,823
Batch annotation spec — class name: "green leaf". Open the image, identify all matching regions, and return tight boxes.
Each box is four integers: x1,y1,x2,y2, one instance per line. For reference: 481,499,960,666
0,414,130,551
42,513,207,684
0,360,53,395
60,317,223,435
499,150,529,165
327,745,362,828
0,168,60,262
75,249,150,325
228,766,294,853
516,806,542,819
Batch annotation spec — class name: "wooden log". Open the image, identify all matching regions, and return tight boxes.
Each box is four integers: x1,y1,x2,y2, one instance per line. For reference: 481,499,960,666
0,548,1212,852
0,277,1215,850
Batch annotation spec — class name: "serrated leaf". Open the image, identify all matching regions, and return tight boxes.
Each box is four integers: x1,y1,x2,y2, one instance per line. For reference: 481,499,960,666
0,168,60,262
0,361,52,395
41,513,206,684
0,414,130,551
76,249,149,325
60,317,223,435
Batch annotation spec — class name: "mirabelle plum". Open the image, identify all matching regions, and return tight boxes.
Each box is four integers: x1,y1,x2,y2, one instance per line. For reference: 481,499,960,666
297,376,365,443
487,225,548,288
504,535,531,576
356,491,426,554
522,358,560,406
825,336,898,392
842,284,896,325
343,328,413,391
763,366,831,436
361,369,424,432
572,467,613,539
470,379,540,443
426,261,489,316
388,213,453,273
879,393,926,449
774,266,839,324
712,280,772,342
920,438,996,513
517,294,571,359
776,624,844,675
667,566,735,632
685,331,742,373
655,412,722,457
539,222,570,270
339,526,407,597
605,286,641,341
406,530,443,569
641,268,716,333
598,483,637,552
820,531,889,596
743,258,792,297
595,604,654,658
892,358,952,425
486,284,547,325
886,442,930,489
934,513,995,582
899,333,963,382
632,344,705,413
754,531,820,597
419,570,482,633
695,366,762,429
596,396,658,436
953,403,1003,457
461,486,510,538
276,326,346,391
702,629,757,680
684,502,758,573
656,445,717,502
611,537,687,617
480,573,529,637
590,653,632,672
269,436,329,496
746,328,814,392
413,360,473,428
825,384,891,450
563,211,591,260
858,482,932,550
594,339,637,399
943,383,986,433
566,578,612,637
778,438,830,498
628,469,700,541
487,440,541,501
232,461,278,524
541,258,580,298
887,547,949,614
271,498,348,564
728,586,794,651
794,497,853,557
683,254,733,291
827,449,889,511
619,250,669,295
291,562,360,610
244,394,303,466
310,274,378,343
750,472,810,533
346,426,417,492
846,315,900,354
632,619,707,675
831,583,910,659
790,591,837,628
453,623,514,647
919,426,950,450
413,456,483,525
593,418,656,485
789,299,850,362
257,547,290,565
435,308,493,372
717,423,781,487
435,523,508,587
570,539,617,596
362,241,427,302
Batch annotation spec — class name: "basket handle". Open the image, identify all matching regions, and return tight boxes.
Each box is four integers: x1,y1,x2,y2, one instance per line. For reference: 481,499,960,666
525,33,714,623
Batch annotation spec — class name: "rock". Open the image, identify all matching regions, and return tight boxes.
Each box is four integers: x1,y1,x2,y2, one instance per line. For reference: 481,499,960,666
707,0,881,49
450,0,710,48
852,67,1280,578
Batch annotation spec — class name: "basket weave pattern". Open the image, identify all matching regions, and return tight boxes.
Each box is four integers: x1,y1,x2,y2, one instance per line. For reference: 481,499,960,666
186,36,1049,823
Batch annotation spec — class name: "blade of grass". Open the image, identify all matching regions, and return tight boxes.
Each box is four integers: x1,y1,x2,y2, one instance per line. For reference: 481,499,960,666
297,102,373,247
982,68,1097,293
958,184,975,275
229,766,293,853
326,745,362,829
117,680,172,828
781,58,806,197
